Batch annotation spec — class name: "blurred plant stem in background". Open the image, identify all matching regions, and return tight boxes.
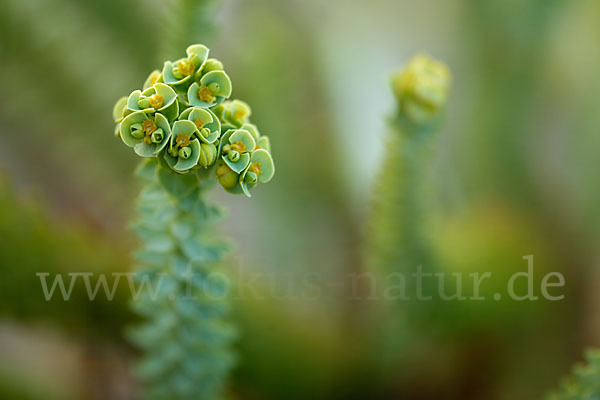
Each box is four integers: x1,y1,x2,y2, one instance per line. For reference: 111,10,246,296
160,0,220,60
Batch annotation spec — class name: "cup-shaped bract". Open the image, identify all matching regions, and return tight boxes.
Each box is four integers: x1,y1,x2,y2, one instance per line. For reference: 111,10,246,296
198,58,224,77
239,149,275,197
113,96,129,136
221,99,251,128
391,54,451,123
120,112,172,157
219,129,256,174
256,136,271,153
113,96,128,123
188,70,232,108
127,83,179,122
179,107,221,144
240,122,259,140
143,70,163,90
198,143,218,169
164,120,202,173
162,44,210,86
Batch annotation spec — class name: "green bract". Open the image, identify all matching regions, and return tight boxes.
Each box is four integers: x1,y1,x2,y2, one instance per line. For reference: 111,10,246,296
162,44,209,86
127,83,179,122
120,112,172,157
222,99,251,127
188,70,232,108
142,70,163,90
113,96,129,136
241,122,271,152
112,43,275,197
179,107,220,144
165,120,202,173
239,149,275,196
391,54,451,123
219,129,255,173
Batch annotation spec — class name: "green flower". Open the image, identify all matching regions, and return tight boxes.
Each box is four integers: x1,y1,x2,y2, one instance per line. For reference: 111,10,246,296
391,54,451,123
113,95,129,136
214,128,275,196
127,83,179,122
239,149,275,197
179,107,221,144
164,120,203,173
241,122,271,152
199,58,224,75
188,70,232,108
143,70,163,90
113,96,128,123
218,129,256,174
119,111,171,157
162,44,210,86
221,99,251,128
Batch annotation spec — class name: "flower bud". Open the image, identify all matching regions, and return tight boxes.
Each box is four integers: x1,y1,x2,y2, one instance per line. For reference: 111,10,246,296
244,170,258,184
138,97,151,109
178,146,192,159
216,163,238,189
151,128,164,143
208,82,220,94
391,54,450,123
130,123,145,139
172,67,184,79
228,150,240,162
199,127,211,138
203,58,223,73
198,143,217,168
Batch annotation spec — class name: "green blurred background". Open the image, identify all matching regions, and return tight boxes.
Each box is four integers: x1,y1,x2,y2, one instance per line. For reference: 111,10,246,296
0,0,599,399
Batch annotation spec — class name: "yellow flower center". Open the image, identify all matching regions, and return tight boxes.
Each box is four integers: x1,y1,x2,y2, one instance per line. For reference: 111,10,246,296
176,59,195,76
198,86,216,103
142,120,157,144
176,134,191,147
194,118,205,130
249,162,262,175
149,72,160,87
142,120,157,135
230,141,246,153
149,94,163,109
233,110,246,121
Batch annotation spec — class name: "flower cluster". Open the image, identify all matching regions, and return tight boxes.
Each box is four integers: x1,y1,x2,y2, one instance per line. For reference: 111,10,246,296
113,44,275,197
391,54,451,123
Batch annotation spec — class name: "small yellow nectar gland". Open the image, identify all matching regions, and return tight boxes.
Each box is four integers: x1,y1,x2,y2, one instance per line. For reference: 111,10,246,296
233,110,245,121
194,118,205,130
176,134,191,147
142,120,157,135
198,86,216,103
149,71,161,87
149,94,163,109
229,141,246,153
176,59,195,76
249,162,262,175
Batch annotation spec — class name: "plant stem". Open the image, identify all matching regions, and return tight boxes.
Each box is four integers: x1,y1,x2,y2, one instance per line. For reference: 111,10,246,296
128,159,236,400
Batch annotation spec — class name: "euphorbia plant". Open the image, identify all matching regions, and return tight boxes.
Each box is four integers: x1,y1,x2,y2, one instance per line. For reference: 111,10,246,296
112,44,275,399
366,54,450,377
